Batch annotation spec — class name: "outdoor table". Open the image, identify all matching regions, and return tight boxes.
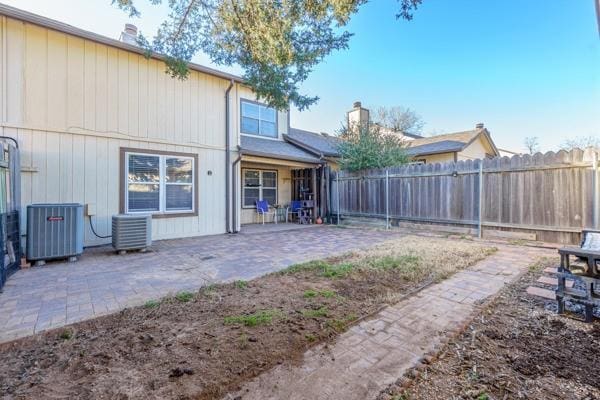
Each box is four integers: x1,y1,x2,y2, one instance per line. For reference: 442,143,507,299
556,230,600,322
274,205,286,223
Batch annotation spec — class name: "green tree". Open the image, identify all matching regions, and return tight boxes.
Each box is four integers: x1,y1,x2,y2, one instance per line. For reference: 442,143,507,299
337,123,409,171
112,0,422,110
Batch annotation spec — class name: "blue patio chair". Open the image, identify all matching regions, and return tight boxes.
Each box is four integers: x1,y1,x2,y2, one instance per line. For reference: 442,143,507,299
256,200,277,225
286,200,303,223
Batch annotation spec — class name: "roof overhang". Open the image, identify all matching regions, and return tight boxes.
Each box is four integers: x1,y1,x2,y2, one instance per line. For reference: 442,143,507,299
477,129,500,156
241,154,322,169
282,134,342,158
0,3,244,84
283,133,340,158
239,147,323,165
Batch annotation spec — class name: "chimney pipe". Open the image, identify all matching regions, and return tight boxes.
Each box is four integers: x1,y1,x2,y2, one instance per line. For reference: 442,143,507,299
476,123,484,129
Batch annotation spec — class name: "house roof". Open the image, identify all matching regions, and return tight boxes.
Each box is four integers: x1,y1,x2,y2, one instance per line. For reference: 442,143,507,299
240,135,323,164
285,128,341,157
0,3,244,84
406,128,499,157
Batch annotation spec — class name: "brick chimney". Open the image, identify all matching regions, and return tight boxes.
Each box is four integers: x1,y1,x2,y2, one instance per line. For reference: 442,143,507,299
347,101,370,132
119,24,138,46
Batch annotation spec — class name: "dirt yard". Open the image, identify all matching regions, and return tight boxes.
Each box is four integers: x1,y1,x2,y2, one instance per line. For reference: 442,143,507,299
0,235,493,400
378,258,600,400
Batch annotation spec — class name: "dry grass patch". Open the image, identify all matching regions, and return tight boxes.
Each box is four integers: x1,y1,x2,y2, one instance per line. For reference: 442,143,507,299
0,235,495,400
350,236,496,282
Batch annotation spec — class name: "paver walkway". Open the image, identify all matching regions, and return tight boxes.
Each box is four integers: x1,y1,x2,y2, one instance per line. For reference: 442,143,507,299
227,244,551,400
0,225,404,343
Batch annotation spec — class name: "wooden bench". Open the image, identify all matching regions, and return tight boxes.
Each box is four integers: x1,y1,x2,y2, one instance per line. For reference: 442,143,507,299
556,230,600,322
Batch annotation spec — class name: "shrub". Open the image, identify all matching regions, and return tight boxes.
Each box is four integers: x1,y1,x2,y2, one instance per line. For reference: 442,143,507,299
337,123,409,172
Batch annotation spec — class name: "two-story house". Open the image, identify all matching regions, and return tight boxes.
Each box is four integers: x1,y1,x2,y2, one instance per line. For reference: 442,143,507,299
0,4,333,247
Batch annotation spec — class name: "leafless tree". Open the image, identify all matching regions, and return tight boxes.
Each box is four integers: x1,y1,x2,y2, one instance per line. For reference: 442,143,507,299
373,106,424,135
561,135,600,151
524,136,540,154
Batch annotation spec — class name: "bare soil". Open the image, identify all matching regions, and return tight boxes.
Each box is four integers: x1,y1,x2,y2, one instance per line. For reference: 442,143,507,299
378,259,600,400
0,236,493,400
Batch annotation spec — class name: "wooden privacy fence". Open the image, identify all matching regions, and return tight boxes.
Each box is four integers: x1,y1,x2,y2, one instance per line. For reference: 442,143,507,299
331,148,600,244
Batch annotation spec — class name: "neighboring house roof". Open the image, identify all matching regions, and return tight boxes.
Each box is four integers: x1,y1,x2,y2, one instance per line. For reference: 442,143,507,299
285,128,341,158
240,135,323,164
498,148,522,157
0,3,243,84
406,128,499,157
401,132,424,139
373,123,424,140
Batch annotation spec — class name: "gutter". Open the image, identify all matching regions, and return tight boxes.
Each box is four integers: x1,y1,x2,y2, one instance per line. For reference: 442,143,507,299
225,80,234,233
231,150,242,233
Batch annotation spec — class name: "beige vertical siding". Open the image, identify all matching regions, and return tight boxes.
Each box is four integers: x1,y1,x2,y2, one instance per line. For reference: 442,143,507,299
0,16,288,245
417,153,455,164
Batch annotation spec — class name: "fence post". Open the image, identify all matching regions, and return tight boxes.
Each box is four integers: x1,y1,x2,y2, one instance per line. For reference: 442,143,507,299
478,160,484,238
385,169,390,230
594,151,599,229
336,171,340,226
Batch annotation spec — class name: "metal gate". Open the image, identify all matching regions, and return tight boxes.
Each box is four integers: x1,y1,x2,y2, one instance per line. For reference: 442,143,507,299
0,211,20,289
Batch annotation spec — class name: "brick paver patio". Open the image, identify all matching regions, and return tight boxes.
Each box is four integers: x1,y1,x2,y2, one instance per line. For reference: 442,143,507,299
228,244,551,400
0,225,404,343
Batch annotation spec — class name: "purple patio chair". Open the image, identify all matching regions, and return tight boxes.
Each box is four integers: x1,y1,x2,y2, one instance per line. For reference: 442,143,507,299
256,200,277,225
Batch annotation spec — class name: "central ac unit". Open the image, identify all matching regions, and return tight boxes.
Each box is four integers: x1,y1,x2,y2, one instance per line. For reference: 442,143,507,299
112,214,152,253
26,203,84,265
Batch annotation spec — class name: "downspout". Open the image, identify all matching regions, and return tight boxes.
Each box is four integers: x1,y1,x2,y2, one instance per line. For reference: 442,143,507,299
225,80,234,233
232,150,242,233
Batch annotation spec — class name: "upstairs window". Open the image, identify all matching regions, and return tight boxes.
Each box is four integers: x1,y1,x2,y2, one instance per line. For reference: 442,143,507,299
241,100,277,138
124,150,196,215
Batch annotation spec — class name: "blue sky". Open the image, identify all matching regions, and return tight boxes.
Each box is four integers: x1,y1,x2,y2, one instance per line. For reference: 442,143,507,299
4,0,599,152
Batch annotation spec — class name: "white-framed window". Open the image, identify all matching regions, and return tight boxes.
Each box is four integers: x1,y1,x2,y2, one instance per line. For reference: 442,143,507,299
243,169,277,208
125,151,195,214
240,99,277,138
